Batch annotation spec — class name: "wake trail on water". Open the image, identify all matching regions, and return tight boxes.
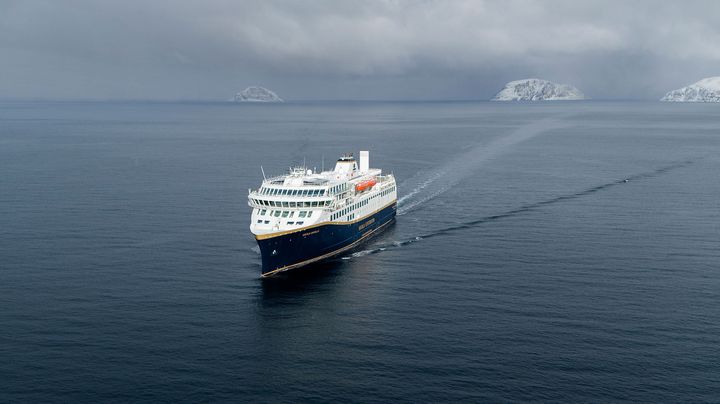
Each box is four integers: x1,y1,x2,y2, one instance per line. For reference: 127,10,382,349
397,115,572,215
345,160,695,260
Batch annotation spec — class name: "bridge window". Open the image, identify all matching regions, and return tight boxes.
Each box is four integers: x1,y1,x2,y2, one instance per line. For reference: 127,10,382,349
274,211,281,217
281,211,289,218
299,211,306,218
260,209,267,215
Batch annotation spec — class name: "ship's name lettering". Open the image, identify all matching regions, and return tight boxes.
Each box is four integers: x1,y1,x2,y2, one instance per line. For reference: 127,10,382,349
302,229,320,237
358,218,375,231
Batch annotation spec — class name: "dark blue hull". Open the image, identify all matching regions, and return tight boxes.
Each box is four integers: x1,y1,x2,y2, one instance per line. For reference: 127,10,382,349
256,202,397,276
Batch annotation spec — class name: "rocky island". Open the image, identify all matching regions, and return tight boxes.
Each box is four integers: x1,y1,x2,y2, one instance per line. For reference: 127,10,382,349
661,77,720,102
233,86,283,102
492,78,585,101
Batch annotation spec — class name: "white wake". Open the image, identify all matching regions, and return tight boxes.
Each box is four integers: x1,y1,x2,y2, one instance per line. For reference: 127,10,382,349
397,115,571,215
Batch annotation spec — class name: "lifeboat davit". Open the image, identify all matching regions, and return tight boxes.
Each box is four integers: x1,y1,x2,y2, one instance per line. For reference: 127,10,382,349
355,178,377,192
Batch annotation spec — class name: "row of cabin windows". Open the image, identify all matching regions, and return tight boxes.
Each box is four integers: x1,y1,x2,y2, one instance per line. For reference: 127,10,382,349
329,189,374,220
329,185,395,221
256,219,305,225
329,183,349,195
380,186,396,196
251,199,330,208
260,187,327,197
258,209,314,218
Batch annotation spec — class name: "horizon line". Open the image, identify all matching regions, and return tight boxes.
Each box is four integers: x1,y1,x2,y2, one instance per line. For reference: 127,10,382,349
0,97,673,103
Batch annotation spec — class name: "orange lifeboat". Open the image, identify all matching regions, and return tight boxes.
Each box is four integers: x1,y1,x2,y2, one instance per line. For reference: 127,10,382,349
355,178,377,192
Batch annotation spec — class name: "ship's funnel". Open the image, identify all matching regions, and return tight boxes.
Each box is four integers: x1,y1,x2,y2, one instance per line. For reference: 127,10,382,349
359,150,369,172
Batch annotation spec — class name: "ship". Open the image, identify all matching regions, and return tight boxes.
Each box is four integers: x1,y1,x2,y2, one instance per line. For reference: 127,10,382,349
248,151,397,277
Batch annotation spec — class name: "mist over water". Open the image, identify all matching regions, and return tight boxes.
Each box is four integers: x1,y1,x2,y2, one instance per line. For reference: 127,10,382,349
1,101,719,402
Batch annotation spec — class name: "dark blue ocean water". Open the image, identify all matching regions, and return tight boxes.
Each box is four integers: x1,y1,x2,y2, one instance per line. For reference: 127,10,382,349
1,100,719,402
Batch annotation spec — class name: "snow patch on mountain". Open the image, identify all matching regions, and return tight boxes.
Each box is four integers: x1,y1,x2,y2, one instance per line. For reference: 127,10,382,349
492,79,585,101
661,77,720,102
233,86,283,102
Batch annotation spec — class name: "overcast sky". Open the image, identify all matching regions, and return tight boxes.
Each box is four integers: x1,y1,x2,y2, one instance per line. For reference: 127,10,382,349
1,0,719,101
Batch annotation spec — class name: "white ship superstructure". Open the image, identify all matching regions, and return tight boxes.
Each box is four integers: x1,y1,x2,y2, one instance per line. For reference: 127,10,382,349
248,151,397,276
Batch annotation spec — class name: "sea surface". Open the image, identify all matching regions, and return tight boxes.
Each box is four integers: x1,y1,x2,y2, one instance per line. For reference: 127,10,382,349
1,100,719,402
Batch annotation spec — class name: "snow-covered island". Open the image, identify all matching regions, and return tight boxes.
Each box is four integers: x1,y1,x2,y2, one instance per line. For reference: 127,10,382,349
660,77,720,102
492,78,585,101
232,86,283,102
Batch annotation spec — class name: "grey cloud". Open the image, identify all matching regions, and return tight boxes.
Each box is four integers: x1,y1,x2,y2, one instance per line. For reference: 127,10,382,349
1,0,719,100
